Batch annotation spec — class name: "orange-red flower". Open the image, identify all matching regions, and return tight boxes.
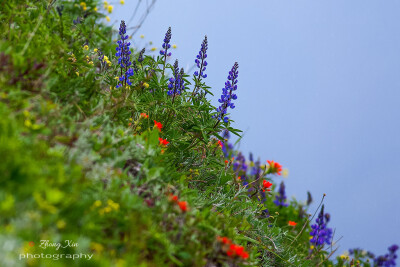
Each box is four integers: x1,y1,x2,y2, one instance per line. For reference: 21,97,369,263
226,249,235,257
221,237,231,244
288,221,297,226
178,201,188,212
217,236,232,245
169,194,178,202
140,113,149,119
241,251,249,259
217,140,223,148
267,160,282,175
154,120,163,131
159,137,169,146
226,244,249,260
263,180,272,191
218,236,249,260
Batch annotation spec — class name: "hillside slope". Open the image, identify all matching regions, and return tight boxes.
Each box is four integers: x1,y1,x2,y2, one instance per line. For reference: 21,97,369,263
0,1,397,266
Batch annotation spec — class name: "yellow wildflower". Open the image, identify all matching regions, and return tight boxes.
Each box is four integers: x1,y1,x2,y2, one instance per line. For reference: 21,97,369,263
140,34,144,38
90,242,104,254
31,124,41,130
93,200,102,207
120,0,125,4
23,110,30,117
151,47,157,51
68,53,76,62
94,48,98,52
282,168,289,178
83,45,89,50
107,5,113,13
0,92,8,99
172,44,177,49
143,82,149,88
56,220,66,229
106,16,110,22
107,199,120,210
103,56,112,66
76,72,80,76
94,7,98,12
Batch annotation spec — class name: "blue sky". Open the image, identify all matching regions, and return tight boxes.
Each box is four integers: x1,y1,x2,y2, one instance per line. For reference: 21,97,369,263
111,0,400,256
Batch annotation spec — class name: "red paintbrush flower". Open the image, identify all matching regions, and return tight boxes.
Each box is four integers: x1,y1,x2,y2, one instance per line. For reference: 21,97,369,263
158,137,169,146
178,201,188,212
218,140,223,148
267,160,282,175
169,194,178,202
263,180,272,191
154,120,163,131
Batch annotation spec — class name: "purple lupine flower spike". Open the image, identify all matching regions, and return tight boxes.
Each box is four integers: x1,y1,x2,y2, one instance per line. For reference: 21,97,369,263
138,48,145,63
309,205,333,250
375,244,399,266
214,62,239,123
273,182,288,207
115,20,134,88
160,27,172,57
194,36,208,79
167,60,185,101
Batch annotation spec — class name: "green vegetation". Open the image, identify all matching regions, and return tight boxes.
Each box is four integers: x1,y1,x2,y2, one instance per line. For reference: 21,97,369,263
0,1,397,266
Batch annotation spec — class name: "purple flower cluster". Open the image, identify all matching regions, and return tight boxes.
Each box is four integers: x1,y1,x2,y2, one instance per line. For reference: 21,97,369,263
160,27,172,57
310,205,333,248
250,159,261,177
233,152,247,173
138,48,145,63
273,182,288,207
167,60,185,97
375,244,399,267
220,129,233,158
194,36,208,79
215,62,239,123
96,49,105,69
115,20,134,88
349,248,375,259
